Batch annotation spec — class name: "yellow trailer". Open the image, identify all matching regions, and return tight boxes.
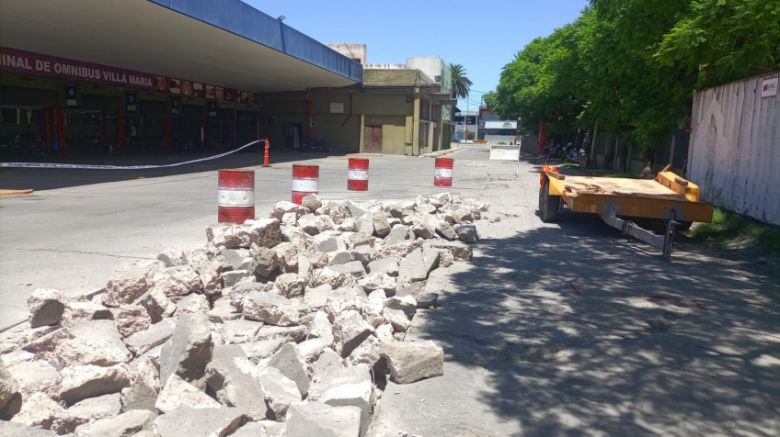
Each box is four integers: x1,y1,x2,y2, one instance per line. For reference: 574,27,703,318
539,166,714,257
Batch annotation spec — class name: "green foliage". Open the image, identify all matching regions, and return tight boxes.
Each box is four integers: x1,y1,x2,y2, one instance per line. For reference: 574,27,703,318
449,64,473,99
493,0,780,155
655,0,780,87
691,208,780,254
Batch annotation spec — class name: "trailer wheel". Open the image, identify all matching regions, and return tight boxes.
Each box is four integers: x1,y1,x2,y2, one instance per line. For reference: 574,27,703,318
539,178,561,222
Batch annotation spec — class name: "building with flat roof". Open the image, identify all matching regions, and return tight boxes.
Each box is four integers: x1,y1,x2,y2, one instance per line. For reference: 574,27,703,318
0,0,361,159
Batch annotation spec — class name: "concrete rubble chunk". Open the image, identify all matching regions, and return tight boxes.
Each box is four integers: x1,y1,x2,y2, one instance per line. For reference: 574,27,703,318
58,364,131,405
417,292,439,309
124,318,175,356
151,265,204,297
285,402,361,437
206,223,252,249
256,366,302,420
155,374,220,414
412,214,437,239
114,304,152,338
0,349,33,367
268,343,310,397
209,297,241,323
315,232,347,253
243,291,300,326
221,319,263,344
452,207,473,223
254,325,307,343
325,261,366,278
380,340,444,384
20,328,68,365
372,213,391,238
361,290,387,327
298,214,334,236
273,242,299,272
193,259,223,296
426,240,473,261
221,270,250,288
52,393,122,434
435,220,458,240
157,248,184,267
253,247,281,280
318,378,374,436
174,293,210,315
73,409,156,437
159,313,213,384
275,273,306,298
329,250,355,265
154,406,247,437
239,339,287,363
311,267,358,289
56,320,132,367
355,212,374,236
307,310,335,346
28,288,65,328
301,194,323,212
384,225,414,246
302,284,332,312
7,359,61,399
367,257,400,277
422,245,442,276
0,421,56,436
397,248,428,284
134,287,175,324
61,301,114,328
0,360,22,420
270,200,302,220
358,273,396,295
298,338,329,366
375,323,394,344
205,356,268,420
348,232,374,248
454,223,480,243
351,245,375,267
13,392,61,430
246,218,283,248
325,287,367,319
103,266,150,307
333,310,374,358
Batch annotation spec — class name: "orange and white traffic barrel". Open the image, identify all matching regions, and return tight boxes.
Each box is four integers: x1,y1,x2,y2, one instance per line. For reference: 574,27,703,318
434,158,454,187
347,158,369,191
218,169,255,223
292,164,319,204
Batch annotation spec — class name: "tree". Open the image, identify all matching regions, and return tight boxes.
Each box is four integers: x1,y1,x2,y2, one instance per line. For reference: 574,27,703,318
655,0,780,88
449,64,473,99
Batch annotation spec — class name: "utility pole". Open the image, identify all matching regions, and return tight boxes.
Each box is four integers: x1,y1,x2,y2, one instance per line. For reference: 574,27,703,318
465,93,469,142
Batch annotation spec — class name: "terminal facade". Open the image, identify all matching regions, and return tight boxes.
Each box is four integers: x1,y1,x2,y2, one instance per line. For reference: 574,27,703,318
0,0,454,159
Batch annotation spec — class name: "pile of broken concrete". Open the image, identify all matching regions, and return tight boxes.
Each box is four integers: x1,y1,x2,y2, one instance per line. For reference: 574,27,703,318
0,192,487,437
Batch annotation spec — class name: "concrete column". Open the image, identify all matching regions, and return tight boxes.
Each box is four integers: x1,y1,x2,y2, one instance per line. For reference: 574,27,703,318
359,114,365,153
412,88,421,155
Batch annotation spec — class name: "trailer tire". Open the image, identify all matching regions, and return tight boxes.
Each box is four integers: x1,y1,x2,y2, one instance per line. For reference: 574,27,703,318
539,179,561,222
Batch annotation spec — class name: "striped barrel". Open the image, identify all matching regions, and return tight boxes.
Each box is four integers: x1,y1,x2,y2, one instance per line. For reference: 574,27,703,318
434,158,454,187
347,158,369,191
218,169,255,223
292,164,319,204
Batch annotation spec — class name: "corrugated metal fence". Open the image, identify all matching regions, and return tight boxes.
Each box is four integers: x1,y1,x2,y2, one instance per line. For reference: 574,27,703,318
688,72,780,225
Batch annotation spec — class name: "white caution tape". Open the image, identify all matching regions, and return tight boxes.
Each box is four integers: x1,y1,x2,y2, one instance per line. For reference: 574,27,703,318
0,140,263,170
347,170,368,180
217,188,255,207
291,178,319,192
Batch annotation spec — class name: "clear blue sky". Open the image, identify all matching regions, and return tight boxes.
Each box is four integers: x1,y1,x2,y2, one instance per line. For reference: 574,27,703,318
248,0,588,110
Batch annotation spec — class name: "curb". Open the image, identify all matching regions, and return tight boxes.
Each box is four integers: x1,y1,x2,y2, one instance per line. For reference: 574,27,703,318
419,147,462,158
0,188,34,196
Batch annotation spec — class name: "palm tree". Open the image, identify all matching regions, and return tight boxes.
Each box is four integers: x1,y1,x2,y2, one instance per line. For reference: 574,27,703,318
450,64,473,99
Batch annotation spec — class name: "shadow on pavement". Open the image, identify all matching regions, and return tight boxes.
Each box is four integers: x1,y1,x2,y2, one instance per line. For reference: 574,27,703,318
419,213,780,435
0,147,340,191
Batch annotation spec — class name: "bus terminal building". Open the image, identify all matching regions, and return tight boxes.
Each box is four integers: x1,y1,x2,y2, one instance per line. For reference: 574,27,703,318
0,0,453,159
